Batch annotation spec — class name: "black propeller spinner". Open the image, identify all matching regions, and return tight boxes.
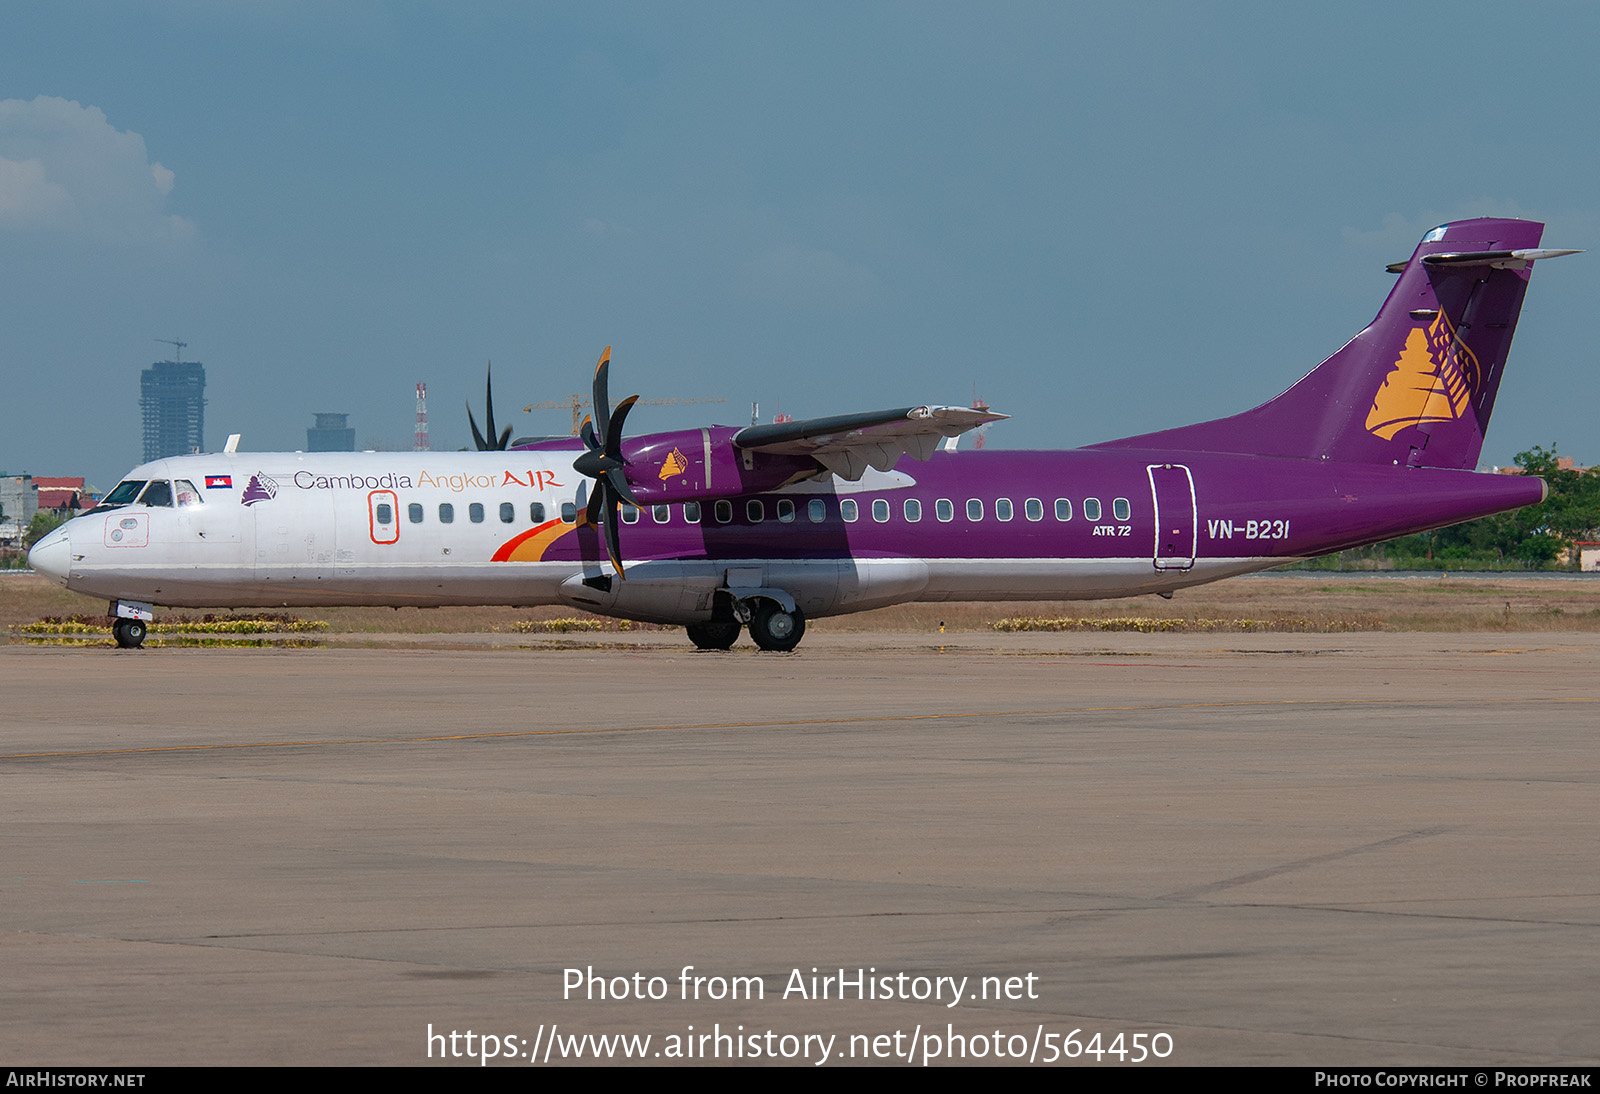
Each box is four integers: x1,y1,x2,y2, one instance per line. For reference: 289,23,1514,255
572,346,641,579
467,362,512,451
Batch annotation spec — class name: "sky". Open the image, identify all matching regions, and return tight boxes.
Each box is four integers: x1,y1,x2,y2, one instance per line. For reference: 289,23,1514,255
3,1,1598,494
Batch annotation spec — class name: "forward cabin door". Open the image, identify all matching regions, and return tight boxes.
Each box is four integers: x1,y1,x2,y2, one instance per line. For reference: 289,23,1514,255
1147,463,1196,571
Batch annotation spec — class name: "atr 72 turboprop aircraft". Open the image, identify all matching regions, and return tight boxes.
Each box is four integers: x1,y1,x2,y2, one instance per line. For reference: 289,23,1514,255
29,218,1579,651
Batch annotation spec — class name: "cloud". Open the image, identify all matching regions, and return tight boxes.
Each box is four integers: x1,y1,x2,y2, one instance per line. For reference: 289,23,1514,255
0,96,195,242
737,244,877,311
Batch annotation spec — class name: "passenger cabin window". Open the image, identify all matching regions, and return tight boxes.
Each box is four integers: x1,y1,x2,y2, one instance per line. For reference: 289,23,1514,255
499,502,515,524
559,501,577,523
840,499,859,523
1084,498,1102,521
936,499,954,522
995,499,1014,522
966,499,983,522
904,499,922,522
714,500,733,523
653,504,670,524
808,499,826,523
439,503,454,523
138,481,173,508
469,503,485,523
621,505,639,524
872,498,890,523
530,502,546,523
1055,499,1072,521
174,480,203,507
746,500,764,523
1113,497,1131,521
777,499,795,523
375,503,393,524
685,501,701,523
409,503,424,523
1026,498,1044,522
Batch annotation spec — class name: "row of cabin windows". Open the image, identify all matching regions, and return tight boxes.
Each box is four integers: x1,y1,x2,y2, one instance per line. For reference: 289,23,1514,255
384,496,1133,527
399,501,550,525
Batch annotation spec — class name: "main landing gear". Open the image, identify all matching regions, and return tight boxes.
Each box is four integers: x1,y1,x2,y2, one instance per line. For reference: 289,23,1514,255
749,601,805,652
112,618,147,649
686,621,741,650
685,594,807,652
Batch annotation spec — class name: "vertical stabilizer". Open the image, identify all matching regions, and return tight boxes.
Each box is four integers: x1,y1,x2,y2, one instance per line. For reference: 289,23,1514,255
1093,218,1564,469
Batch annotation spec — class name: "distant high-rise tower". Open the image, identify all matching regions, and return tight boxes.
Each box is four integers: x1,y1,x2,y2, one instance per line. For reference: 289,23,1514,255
307,413,356,452
140,360,206,462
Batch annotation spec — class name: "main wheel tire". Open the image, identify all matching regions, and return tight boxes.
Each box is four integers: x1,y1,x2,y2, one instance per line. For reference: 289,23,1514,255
686,621,741,650
113,618,147,649
749,602,805,652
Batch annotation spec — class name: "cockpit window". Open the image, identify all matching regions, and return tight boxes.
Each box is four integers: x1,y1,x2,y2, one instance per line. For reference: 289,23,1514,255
174,480,203,507
101,480,148,509
137,480,174,508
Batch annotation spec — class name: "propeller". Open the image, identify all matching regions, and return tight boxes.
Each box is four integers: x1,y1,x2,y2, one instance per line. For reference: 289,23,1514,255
467,361,512,451
572,346,641,578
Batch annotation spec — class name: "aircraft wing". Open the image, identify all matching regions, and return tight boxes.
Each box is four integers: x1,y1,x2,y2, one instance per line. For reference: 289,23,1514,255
734,405,1006,480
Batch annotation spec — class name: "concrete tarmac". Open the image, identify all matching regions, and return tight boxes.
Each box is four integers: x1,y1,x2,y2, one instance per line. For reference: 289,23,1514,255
1,632,1596,1066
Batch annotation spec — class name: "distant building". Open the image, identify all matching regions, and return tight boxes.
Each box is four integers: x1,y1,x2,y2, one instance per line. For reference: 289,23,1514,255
307,413,356,452
141,360,206,461
0,474,39,547
33,476,85,513
1,474,39,524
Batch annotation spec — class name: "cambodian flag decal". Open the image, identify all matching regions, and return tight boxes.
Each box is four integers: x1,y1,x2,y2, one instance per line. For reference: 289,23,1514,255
206,475,233,489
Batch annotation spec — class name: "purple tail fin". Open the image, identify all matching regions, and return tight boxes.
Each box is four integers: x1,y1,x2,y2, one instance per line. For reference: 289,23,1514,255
1092,218,1550,470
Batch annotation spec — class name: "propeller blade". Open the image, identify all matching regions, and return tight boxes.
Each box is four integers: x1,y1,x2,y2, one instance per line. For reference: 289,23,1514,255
603,501,625,581
467,403,489,451
569,345,637,580
468,362,511,450
606,395,639,461
606,466,639,509
591,346,612,447
484,364,498,449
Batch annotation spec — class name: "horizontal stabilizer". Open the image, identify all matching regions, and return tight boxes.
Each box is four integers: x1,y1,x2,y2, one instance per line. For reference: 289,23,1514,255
1422,248,1582,269
736,405,1007,480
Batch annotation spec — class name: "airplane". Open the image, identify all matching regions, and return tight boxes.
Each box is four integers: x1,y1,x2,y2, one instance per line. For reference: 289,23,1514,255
28,217,1579,651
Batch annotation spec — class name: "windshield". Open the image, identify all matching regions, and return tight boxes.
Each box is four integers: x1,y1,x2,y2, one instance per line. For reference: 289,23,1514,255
98,479,148,510
137,481,173,507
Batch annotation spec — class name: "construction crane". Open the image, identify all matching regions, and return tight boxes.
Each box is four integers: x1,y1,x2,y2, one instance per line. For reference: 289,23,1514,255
524,393,726,436
154,338,187,363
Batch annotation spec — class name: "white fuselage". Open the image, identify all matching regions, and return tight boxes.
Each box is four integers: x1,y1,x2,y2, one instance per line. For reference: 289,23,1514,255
31,450,1277,623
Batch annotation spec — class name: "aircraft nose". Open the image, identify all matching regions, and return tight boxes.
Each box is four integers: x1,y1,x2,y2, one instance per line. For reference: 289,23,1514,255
27,525,71,585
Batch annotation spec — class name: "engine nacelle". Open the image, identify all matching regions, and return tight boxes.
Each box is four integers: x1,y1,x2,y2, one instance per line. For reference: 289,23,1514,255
617,427,818,506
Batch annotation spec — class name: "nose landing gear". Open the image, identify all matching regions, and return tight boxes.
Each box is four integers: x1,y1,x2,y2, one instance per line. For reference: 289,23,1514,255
112,618,148,649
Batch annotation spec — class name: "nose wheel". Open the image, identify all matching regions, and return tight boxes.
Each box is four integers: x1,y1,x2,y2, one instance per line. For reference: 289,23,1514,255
112,618,148,649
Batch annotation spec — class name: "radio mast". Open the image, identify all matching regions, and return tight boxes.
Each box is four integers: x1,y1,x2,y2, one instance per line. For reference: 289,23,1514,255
414,382,430,451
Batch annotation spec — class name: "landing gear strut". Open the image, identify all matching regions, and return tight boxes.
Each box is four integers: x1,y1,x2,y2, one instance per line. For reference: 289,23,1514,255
112,618,147,649
748,601,805,652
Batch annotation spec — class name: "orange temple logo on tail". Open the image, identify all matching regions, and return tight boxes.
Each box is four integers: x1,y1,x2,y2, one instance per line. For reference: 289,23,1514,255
1365,309,1482,440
